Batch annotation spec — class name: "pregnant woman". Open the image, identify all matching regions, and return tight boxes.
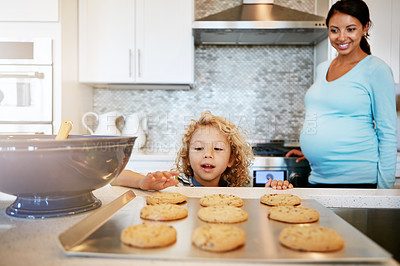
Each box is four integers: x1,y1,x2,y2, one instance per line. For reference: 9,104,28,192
286,0,397,189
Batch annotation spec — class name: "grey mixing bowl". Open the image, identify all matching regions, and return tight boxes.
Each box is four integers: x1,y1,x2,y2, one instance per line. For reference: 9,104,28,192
0,135,135,219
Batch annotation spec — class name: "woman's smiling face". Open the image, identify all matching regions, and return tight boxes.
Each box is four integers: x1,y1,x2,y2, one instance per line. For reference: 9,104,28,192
188,125,233,186
328,11,369,56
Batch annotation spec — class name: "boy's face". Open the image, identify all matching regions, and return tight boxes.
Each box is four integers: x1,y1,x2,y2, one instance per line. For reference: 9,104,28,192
188,125,233,187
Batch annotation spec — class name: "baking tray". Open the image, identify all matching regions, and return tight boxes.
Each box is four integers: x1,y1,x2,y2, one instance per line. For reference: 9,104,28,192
58,193,392,263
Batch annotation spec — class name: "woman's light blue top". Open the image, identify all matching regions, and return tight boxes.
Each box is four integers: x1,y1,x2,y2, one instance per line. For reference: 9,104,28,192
300,55,397,188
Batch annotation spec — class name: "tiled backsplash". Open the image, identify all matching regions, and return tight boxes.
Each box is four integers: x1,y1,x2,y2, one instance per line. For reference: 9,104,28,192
93,0,316,152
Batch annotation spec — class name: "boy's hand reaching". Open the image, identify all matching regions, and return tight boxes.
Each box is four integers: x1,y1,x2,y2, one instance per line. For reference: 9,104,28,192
138,171,180,190
112,170,179,190
265,179,293,190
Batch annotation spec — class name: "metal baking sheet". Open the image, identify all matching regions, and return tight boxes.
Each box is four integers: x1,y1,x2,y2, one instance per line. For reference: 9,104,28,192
59,196,391,263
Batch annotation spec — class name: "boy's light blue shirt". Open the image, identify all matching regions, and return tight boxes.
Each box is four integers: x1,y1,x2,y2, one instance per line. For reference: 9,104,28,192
300,55,397,188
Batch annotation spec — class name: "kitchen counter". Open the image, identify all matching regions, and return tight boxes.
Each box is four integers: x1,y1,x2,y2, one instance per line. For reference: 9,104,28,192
0,186,399,266
126,150,400,188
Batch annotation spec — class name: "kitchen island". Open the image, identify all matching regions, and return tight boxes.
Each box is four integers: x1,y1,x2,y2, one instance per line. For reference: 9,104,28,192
0,186,399,266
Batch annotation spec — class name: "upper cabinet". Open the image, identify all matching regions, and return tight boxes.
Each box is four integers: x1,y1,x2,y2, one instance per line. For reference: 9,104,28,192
78,0,194,85
79,0,132,83
0,0,59,22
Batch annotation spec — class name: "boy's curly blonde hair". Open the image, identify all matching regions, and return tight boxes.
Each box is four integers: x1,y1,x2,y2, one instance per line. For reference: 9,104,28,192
175,111,254,187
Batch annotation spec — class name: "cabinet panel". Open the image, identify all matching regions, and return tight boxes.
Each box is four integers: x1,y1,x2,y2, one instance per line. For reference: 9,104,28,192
136,0,194,84
0,0,59,22
79,0,194,85
79,0,133,83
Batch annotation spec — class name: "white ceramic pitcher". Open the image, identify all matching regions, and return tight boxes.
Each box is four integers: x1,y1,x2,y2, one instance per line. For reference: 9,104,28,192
82,111,123,136
122,112,147,149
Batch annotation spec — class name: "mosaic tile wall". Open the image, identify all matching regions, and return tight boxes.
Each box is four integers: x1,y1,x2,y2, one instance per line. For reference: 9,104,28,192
92,0,316,152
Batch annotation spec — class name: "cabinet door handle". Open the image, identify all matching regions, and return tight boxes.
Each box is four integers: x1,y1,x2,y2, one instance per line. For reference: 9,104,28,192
137,49,141,78
129,49,132,78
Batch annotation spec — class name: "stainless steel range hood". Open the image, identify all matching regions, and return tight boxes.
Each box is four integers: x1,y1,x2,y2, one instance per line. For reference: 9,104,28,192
193,0,328,45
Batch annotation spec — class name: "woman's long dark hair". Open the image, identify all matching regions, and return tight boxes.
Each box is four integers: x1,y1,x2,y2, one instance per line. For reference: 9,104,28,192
326,0,372,55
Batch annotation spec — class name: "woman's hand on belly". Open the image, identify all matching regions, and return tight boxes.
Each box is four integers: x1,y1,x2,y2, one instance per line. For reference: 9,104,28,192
285,149,306,163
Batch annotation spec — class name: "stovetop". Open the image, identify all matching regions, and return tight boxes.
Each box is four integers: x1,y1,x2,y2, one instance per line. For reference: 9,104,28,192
252,140,300,157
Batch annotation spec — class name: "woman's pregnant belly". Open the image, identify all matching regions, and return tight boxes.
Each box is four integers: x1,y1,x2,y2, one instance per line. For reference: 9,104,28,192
300,115,378,164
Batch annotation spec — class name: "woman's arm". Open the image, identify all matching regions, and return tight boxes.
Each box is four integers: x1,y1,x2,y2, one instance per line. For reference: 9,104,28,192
370,62,397,188
285,149,306,163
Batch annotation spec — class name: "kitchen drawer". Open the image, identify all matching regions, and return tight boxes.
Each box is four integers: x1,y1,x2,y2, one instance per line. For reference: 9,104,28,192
125,153,176,173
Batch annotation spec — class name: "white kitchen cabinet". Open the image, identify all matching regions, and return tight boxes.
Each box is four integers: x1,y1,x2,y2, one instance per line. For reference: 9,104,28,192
315,0,400,83
0,0,59,22
79,0,132,83
78,0,194,85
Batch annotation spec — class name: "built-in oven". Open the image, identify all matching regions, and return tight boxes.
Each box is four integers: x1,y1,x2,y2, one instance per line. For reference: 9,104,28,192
251,140,311,187
0,38,53,134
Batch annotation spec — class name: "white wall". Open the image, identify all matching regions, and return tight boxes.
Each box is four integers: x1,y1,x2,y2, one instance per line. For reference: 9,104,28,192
60,0,93,134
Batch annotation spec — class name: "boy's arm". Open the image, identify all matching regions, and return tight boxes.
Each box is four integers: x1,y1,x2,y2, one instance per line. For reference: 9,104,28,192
111,170,179,190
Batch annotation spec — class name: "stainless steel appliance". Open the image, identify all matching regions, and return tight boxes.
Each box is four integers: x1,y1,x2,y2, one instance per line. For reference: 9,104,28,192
58,195,391,263
251,140,310,187
0,38,53,134
193,0,328,45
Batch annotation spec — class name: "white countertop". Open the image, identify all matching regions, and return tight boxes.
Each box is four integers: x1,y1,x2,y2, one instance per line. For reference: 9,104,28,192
0,186,399,266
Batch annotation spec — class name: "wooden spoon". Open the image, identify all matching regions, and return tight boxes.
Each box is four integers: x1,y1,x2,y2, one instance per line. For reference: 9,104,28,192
56,120,73,140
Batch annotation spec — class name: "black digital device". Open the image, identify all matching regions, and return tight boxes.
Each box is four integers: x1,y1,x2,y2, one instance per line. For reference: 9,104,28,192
253,170,286,187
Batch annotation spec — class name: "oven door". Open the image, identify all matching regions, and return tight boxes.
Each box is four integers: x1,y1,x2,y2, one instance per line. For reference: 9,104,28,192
0,65,52,122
